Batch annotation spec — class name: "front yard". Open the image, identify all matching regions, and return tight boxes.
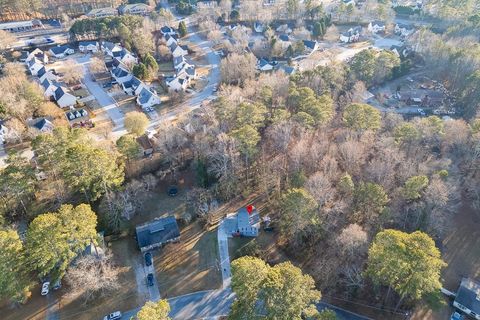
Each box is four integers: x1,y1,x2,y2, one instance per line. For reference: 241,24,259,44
154,221,222,298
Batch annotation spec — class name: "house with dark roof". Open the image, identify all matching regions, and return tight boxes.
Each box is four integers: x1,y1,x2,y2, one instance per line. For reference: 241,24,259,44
86,7,118,18
135,216,180,252
79,41,99,53
177,65,197,80
111,66,133,84
454,278,480,319
136,87,161,109
161,26,177,37
224,206,260,237
20,51,29,62
280,65,296,75
54,86,77,108
101,41,123,57
30,118,54,133
49,45,74,58
118,3,152,15
303,40,319,53
164,33,179,47
112,48,138,66
27,58,44,76
166,75,189,92
136,135,154,156
173,55,194,72
41,78,60,98
257,58,275,71
368,20,386,34
169,43,189,58
122,76,147,96
395,23,415,37
38,67,57,83
340,26,362,43
26,48,48,64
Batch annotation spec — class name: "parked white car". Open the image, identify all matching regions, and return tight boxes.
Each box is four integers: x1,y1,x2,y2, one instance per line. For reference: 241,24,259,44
103,311,122,320
41,282,50,296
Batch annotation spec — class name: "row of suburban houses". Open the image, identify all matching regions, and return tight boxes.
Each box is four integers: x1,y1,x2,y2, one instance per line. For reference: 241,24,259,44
101,41,161,110
161,26,198,92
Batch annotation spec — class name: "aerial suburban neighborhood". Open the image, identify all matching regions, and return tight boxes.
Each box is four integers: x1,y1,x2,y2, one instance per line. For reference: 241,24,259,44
0,0,479,320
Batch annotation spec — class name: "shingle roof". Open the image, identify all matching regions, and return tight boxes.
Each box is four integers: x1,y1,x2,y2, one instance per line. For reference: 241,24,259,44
138,87,153,105
79,41,98,47
54,86,68,100
33,118,52,130
303,40,317,50
37,66,46,78
135,216,180,250
455,278,480,314
112,67,129,78
371,20,386,27
161,26,175,34
50,45,72,55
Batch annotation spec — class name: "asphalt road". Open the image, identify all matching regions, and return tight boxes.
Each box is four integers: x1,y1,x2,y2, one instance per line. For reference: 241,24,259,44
76,55,125,128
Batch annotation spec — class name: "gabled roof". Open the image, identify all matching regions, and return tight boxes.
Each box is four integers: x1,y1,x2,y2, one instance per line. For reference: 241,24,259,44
258,58,272,68
185,66,196,76
54,86,70,100
161,26,175,34
371,20,386,27
138,87,153,105
28,58,41,67
173,55,186,67
41,78,52,90
37,66,46,78
279,34,289,42
135,216,180,250
303,40,317,50
165,33,178,42
112,66,130,79
79,41,98,47
281,65,295,75
32,118,53,131
50,45,72,55
455,278,480,314
123,76,142,90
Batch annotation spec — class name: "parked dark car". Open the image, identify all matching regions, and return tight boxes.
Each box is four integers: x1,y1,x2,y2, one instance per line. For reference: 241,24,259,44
147,273,154,286
145,252,152,267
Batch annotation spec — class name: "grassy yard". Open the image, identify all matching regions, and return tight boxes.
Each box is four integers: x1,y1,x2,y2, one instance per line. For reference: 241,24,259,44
56,238,146,320
228,230,288,265
154,221,222,298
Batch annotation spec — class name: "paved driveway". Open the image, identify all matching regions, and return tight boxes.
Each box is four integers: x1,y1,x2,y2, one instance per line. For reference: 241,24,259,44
76,55,125,128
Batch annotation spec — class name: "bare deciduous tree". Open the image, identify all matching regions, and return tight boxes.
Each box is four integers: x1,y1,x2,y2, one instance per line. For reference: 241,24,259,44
65,252,120,304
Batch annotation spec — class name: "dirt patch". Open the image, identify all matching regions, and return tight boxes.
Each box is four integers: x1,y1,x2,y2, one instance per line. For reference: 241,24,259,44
410,201,480,320
154,221,222,298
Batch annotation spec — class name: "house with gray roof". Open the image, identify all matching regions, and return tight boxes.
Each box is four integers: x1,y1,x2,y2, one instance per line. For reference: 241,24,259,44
41,78,60,98
368,20,386,34
30,118,54,133
111,66,133,84
136,87,161,109
27,58,44,76
122,76,147,96
224,206,260,237
303,40,319,53
454,278,480,319
26,48,48,64
118,3,152,15
169,43,189,58
49,45,74,58
135,216,180,252
160,26,177,36
54,86,77,108
79,41,99,53
86,7,118,18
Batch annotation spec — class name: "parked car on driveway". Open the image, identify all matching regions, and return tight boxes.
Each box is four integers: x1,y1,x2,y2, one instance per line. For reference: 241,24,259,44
147,273,154,286
41,282,50,296
103,311,122,320
145,252,152,266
